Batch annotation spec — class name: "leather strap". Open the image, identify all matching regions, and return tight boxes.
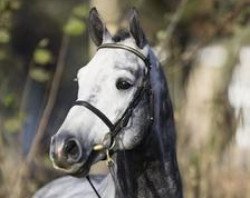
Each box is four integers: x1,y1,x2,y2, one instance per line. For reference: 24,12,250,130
98,43,150,68
74,100,115,131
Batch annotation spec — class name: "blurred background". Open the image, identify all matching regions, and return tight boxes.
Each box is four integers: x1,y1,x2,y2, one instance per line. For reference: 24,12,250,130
0,0,250,197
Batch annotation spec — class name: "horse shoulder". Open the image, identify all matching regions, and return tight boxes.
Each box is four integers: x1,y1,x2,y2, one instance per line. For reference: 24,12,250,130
33,175,114,198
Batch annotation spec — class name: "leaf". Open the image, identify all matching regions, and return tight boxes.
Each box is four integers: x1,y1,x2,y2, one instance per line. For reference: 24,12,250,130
38,38,49,48
33,48,52,65
29,68,51,82
0,0,7,12
0,30,10,43
73,4,88,19
10,0,21,10
64,17,86,36
3,94,14,108
4,117,22,134
157,30,168,41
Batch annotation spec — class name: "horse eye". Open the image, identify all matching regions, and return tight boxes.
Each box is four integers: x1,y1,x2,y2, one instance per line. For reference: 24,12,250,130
116,79,132,90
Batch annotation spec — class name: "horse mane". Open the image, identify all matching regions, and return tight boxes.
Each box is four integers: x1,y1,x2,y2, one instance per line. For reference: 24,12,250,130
150,48,182,195
115,48,182,198
149,49,178,164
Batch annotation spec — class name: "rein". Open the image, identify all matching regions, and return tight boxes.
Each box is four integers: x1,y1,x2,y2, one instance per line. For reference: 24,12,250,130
73,43,153,198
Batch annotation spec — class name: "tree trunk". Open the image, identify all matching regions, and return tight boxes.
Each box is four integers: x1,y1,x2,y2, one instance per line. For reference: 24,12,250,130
228,46,250,184
178,41,238,198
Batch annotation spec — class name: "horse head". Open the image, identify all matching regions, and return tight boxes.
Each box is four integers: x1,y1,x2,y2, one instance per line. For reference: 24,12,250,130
50,8,153,176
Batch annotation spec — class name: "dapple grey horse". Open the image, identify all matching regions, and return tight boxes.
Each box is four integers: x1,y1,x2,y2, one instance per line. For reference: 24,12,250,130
34,7,182,198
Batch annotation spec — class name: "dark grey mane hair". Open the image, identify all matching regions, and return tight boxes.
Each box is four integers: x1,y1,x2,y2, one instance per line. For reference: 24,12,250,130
115,48,183,198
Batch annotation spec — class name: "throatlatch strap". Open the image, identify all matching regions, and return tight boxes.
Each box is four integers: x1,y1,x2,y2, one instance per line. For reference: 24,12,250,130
86,175,101,198
74,100,115,131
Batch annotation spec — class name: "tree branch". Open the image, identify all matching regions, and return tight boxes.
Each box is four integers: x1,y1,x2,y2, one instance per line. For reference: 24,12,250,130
26,35,69,164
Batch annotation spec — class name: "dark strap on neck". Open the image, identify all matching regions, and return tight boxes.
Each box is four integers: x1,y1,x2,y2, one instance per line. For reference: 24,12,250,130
74,100,115,131
98,43,150,68
86,175,102,198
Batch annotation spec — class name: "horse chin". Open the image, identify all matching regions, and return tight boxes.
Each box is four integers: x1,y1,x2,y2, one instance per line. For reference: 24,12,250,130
51,161,86,175
70,164,91,178
72,150,108,177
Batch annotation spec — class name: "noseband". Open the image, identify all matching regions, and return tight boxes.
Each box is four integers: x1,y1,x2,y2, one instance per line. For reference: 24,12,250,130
74,43,153,157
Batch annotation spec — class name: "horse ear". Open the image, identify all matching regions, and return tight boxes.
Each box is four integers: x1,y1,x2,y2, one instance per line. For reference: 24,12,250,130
129,8,147,49
88,7,111,46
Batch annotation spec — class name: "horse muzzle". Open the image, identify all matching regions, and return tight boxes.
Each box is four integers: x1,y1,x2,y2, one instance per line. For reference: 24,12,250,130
50,134,84,171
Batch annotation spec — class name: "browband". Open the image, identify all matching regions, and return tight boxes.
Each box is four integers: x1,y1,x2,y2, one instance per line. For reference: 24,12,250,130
97,43,150,68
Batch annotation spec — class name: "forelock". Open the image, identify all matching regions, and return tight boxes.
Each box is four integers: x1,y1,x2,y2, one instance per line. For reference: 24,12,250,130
112,29,131,43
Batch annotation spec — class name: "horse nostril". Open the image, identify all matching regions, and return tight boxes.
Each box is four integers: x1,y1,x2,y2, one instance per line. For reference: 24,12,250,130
63,138,82,162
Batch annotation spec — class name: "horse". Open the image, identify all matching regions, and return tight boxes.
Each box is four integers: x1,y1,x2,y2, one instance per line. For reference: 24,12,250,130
34,7,183,198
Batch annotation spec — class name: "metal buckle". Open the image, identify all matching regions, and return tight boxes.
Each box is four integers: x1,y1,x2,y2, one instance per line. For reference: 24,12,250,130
105,149,115,167
93,132,113,151
93,144,105,151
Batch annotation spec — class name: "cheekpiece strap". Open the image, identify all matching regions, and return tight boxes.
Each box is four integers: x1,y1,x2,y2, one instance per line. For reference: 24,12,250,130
74,100,115,131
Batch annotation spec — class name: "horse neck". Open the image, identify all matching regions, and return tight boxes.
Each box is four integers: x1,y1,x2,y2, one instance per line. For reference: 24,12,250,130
115,127,182,198
115,53,182,198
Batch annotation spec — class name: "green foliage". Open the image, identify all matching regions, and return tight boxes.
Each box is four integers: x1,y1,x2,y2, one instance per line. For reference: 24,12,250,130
0,0,20,12
63,17,86,36
33,48,52,65
156,30,168,41
0,0,17,63
38,38,49,48
9,0,21,10
4,115,23,134
2,93,14,108
236,6,250,25
0,30,10,43
73,4,88,19
63,3,88,36
29,68,51,83
0,0,8,12
181,0,202,22
30,39,52,82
